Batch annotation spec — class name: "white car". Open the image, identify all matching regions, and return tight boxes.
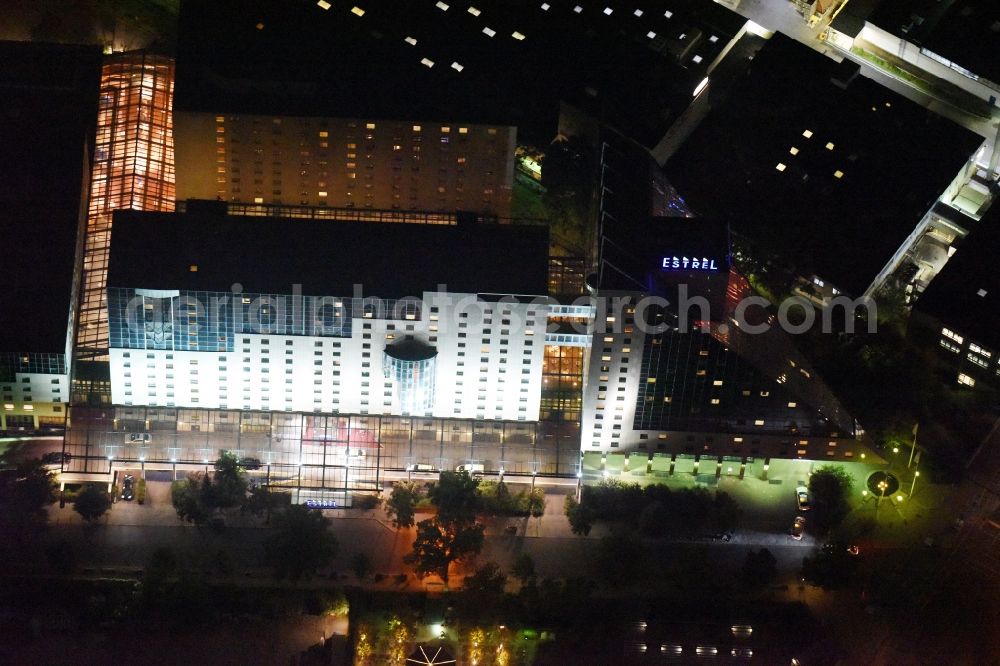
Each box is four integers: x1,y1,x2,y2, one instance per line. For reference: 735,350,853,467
796,486,811,511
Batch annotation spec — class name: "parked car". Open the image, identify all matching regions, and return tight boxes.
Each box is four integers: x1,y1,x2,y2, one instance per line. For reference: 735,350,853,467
455,463,485,474
791,516,806,540
239,457,263,470
127,433,151,443
796,486,811,511
122,475,135,501
407,463,436,472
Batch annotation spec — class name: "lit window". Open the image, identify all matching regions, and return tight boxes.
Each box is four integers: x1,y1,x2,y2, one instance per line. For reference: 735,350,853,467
958,373,976,387
789,147,799,155
802,129,813,138
420,57,435,68
412,125,421,132
788,402,797,408
366,122,375,130
467,5,480,15
541,3,550,10
436,1,449,9
754,419,765,426
483,26,496,37
512,31,526,40
404,36,417,45
451,62,464,72
942,328,964,344
833,170,844,179
189,265,198,272
647,31,657,39
459,127,468,134
317,0,331,9
711,398,720,405
351,6,364,17
633,9,643,16
825,142,835,150
775,163,786,172
664,10,673,18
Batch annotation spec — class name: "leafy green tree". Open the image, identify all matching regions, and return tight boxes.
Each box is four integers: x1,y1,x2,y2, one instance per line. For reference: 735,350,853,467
809,466,854,533
428,471,480,525
564,494,594,536
385,481,419,529
463,561,506,593
263,504,338,580
738,548,777,589
241,484,288,522
171,476,209,524
511,553,536,586
405,517,484,583
212,450,248,508
74,484,111,522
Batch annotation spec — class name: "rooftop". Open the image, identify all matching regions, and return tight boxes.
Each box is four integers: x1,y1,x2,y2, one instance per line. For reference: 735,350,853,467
914,206,1000,350
175,0,745,147
0,40,103,354
107,205,550,299
868,0,1000,86
664,32,983,295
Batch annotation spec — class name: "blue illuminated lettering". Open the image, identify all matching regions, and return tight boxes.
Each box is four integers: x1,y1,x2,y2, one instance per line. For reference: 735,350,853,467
661,255,719,271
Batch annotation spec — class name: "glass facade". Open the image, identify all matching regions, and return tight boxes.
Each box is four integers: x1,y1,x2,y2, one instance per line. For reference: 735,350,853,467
61,407,577,496
75,52,176,361
0,352,67,381
108,288,423,351
383,346,437,416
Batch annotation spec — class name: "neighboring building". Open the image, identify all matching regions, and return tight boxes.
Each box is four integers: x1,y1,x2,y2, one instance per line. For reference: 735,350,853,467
175,0,748,159
664,33,985,303
828,0,1000,110
0,41,102,433
579,216,867,474
173,112,516,217
909,207,1000,390
73,51,176,373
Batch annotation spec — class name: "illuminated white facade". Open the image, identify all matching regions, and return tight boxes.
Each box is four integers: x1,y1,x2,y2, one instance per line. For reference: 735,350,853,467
108,290,549,422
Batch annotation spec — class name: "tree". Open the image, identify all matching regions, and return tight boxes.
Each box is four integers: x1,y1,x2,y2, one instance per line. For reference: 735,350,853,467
74,484,111,523
428,471,480,525
242,484,288,522
464,561,506,593
738,548,777,589
564,494,594,536
511,553,536,586
212,450,248,508
351,552,373,580
171,476,209,524
710,491,742,532
263,504,338,580
405,517,484,583
385,481,419,529
809,466,854,533
0,458,57,534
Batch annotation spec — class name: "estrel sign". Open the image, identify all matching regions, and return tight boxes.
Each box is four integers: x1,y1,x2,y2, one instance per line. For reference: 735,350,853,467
661,256,720,271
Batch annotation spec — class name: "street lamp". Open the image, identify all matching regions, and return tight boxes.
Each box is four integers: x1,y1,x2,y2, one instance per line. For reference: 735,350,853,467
875,479,889,519
910,469,920,496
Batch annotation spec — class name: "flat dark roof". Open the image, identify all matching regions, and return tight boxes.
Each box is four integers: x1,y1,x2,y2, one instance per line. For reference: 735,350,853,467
869,0,1000,86
175,0,744,147
664,32,983,295
107,207,550,299
0,40,102,353
914,207,1000,350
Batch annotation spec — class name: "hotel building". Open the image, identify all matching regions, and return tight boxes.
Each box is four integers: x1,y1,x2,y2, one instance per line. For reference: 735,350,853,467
174,112,516,217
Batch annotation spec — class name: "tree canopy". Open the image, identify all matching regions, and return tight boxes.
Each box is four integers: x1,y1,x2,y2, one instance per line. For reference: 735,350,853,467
74,484,111,523
385,481,419,529
405,517,484,583
428,471,480,525
808,466,854,533
263,504,338,580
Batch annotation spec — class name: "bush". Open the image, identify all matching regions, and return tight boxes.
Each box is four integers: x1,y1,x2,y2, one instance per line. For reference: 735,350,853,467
137,478,147,505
